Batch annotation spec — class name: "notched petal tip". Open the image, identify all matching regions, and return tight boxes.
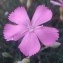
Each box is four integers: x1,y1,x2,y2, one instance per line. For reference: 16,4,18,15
8,6,30,25
35,27,59,47
3,24,11,41
3,24,24,41
8,6,22,21
32,5,53,26
18,32,40,56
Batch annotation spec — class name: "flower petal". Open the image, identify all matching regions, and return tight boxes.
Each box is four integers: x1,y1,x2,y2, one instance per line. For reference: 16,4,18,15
18,32,40,56
8,7,30,25
50,0,62,6
31,5,52,26
35,26,59,46
3,24,28,41
59,0,63,3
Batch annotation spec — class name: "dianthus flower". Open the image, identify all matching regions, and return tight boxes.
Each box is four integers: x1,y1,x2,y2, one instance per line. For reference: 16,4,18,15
3,5,59,56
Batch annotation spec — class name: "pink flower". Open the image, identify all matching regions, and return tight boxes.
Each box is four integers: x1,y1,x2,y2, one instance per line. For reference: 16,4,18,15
50,0,63,7
3,5,59,56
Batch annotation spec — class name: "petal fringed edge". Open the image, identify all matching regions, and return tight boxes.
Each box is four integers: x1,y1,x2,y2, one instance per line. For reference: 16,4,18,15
18,32,40,56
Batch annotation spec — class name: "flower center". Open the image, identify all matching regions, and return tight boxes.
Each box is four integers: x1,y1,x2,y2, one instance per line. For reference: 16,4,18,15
28,26,35,32
27,25,43,32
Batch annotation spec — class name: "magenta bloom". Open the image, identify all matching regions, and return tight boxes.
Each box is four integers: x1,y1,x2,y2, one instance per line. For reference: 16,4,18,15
50,0,63,7
3,5,59,56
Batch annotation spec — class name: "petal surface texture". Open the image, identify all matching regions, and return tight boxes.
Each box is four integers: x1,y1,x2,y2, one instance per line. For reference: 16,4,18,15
18,32,40,56
3,24,28,41
8,7,30,25
31,5,52,26
35,27,59,46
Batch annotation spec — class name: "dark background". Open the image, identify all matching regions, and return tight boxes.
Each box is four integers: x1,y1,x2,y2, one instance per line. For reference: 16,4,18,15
0,0,63,63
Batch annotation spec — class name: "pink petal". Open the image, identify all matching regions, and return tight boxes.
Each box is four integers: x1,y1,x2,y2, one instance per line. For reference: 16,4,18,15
50,0,62,6
31,5,52,26
8,7,30,25
59,0,63,3
18,32,40,56
3,24,28,41
35,26,59,46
